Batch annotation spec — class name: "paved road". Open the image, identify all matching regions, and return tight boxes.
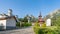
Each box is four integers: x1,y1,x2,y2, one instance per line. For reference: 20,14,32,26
0,26,35,34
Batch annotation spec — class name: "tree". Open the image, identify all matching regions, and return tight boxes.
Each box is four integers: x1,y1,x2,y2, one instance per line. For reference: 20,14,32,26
30,15,36,22
51,13,60,26
45,9,60,26
18,18,24,22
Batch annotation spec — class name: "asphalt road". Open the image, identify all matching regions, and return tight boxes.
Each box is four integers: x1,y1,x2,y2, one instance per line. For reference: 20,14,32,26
0,26,35,34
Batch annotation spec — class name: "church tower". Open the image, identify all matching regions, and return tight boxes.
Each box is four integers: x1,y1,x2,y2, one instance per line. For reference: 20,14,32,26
38,12,45,24
39,12,42,19
8,9,13,16
38,12,45,26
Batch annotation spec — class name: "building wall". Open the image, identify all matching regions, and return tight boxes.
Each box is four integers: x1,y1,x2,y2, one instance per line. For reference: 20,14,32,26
6,18,16,29
6,18,16,27
0,20,6,29
0,18,16,30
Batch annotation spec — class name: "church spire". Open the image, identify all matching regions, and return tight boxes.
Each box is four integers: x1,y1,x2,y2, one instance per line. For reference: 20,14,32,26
39,12,42,17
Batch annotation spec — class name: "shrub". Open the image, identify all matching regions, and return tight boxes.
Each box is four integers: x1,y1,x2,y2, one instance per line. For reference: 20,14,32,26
16,22,20,27
34,22,40,27
33,22,60,34
23,22,32,27
16,22,32,27
33,22,40,34
41,23,46,27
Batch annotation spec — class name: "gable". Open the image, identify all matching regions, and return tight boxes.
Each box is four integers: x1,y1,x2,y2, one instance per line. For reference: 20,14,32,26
0,16,18,22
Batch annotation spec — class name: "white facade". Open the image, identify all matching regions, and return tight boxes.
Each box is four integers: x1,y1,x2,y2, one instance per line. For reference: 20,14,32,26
46,19,51,26
0,9,17,30
0,20,6,29
0,18,16,29
6,18,16,27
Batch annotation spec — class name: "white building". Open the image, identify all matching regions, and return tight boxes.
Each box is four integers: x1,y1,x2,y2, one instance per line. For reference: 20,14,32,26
46,19,51,26
0,9,18,30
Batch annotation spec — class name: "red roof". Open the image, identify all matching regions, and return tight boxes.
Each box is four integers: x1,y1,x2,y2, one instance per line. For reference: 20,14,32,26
38,18,45,24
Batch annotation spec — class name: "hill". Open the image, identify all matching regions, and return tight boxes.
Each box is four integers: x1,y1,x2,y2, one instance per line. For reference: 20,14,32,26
44,9,60,26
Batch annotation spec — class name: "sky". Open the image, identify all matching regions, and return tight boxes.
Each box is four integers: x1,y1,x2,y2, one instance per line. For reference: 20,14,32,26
0,0,60,18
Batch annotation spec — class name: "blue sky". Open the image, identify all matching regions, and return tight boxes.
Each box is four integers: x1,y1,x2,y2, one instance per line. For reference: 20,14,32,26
0,0,60,18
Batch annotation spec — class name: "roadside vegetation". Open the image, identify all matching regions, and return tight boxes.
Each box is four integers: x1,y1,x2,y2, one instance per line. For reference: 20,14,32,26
33,10,60,34
33,22,60,34
16,14,37,27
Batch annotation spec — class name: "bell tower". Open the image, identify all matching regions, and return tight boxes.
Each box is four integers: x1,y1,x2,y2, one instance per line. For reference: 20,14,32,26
38,12,45,27
39,12,42,19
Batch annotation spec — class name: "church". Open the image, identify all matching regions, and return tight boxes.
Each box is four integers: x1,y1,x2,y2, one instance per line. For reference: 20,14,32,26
38,12,51,27
38,12,45,26
0,9,18,30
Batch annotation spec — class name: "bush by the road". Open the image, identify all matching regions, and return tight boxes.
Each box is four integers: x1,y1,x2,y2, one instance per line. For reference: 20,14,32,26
33,23,60,34
23,22,32,27
16,22,32,27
